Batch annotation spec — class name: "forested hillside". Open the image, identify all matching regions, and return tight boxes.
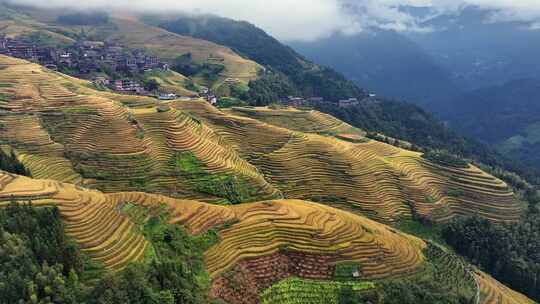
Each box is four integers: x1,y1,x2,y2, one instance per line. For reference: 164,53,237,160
155,15,367,102
0,202,214,304
443,212,540,302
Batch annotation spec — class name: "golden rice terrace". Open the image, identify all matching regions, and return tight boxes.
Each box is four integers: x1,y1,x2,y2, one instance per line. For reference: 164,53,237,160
0,55,523,224
0,171,533,304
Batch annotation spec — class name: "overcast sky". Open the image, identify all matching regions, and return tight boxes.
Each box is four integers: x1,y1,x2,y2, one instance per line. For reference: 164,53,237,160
5,0,540,41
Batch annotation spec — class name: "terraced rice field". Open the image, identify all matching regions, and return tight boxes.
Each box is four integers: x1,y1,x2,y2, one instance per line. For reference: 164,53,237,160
0,55,524,223
175,101,522,223
0,55,278,201
0,171,531,303
225,106,364,136
0,172,422,280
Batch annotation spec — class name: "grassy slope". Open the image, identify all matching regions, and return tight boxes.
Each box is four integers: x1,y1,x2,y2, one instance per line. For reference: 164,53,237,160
144,69,198,96
157,14,367,101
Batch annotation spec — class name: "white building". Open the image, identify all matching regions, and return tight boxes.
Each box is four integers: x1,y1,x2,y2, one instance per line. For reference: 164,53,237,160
159,93,177,100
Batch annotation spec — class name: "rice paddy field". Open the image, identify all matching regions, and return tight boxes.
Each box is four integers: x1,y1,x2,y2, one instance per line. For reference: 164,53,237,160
0,55,524,224
0,55,534,303
0,171,532,304
175,100,523,224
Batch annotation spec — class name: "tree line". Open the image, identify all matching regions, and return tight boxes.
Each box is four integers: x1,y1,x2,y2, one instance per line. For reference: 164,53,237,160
0,202,219,304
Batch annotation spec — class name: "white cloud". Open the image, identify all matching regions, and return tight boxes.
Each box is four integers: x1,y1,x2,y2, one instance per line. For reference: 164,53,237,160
5,0,361,41
342,0,540,36
528,22,540,30
5,0,540,41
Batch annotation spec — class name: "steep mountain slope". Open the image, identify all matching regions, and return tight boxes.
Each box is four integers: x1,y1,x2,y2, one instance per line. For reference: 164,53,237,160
444,79,540,170
0,5,536,304
290,30,461,106
156,14,368,101
150,12,540,183
0,55,523,224
0,171,533,304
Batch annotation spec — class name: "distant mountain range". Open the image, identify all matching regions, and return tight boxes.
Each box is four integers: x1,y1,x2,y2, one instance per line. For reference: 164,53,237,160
288,6,540,171
407,6,540,93
289,6,540,110
443,78,540,169
290,30,460,107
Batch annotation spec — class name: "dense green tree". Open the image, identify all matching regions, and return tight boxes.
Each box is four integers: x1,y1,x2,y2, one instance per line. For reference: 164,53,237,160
338,286,363,304
0,209,84,304
89,264,175,304
442,215,540,301
0,202,217,303
143,79,160,92
171,53,202,77
0,202,82,273
0,149,31,176
379,280,470,304
246,69,298,105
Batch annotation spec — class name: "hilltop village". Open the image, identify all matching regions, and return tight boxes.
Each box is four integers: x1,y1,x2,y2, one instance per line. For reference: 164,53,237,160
0,36,218,102
0,37,162,82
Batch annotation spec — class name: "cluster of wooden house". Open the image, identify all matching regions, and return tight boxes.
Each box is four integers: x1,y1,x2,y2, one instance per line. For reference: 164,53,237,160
281,96,363,108
280,96,324,107
281,94,378,108
0,36,377,108
337,98,360,108
0,36,176,96
0,37,167,76
199,86,217,105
